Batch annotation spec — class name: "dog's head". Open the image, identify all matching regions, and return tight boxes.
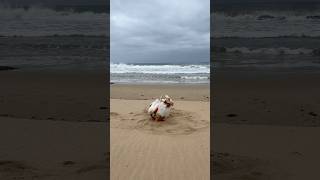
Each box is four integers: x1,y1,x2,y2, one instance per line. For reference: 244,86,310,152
161,95,174,107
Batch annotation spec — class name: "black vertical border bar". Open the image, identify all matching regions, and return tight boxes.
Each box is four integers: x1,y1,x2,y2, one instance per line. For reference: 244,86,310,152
210,0,214,179
106,0,111,179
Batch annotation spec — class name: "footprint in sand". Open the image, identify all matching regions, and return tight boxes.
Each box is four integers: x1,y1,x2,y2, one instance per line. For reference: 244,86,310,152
213,153,262,175
110,112,120,116
63,161,76,166
76,164,107,174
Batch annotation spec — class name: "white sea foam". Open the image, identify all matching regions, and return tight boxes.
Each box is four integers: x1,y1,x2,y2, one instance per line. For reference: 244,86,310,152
0,6,108,36
180,76,209,80
225,47,314,55
110,63,210,74
110,63,210,83
212,11,320,38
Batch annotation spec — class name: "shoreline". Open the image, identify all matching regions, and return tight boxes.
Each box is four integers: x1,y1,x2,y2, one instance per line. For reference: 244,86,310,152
110,81,210,84
111,83,210,102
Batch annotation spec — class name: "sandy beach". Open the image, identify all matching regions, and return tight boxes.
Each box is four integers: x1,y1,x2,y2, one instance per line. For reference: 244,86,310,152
213,70,320,179
110,84,210,180
0,70,108,180
4,69,320,179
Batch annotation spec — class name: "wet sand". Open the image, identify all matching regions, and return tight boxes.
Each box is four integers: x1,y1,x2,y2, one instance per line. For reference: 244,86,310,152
0,70,107,180
213,70,320,179
0,71,107,122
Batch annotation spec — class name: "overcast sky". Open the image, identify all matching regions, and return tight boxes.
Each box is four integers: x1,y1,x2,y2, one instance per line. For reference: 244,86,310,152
110,0,210,64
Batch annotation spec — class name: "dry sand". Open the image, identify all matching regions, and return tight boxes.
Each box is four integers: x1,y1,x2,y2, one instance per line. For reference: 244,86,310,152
110,84,210,180
0,70,107,180
213,70,320,179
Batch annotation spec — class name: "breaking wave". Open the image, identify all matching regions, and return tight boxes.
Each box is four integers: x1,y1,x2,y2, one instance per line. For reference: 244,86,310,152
212,47,320,55
110,63,210,84
110,63,210,74
212,10,320,38
213,11,320,20
0,6,108,36
180,76,209,80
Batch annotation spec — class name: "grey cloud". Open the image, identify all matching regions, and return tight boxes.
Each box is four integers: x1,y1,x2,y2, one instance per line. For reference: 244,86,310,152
111,0,210,63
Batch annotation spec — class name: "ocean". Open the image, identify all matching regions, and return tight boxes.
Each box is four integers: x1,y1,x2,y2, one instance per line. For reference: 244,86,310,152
3,2,319,81
110,63,210,84
0,5,108,36
0,5,108,71
212,2,320,71
0,5,211,84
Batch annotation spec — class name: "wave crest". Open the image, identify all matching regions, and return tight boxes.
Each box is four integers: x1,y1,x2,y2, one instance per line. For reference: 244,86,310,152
212,46,320,55
110,63,210,74
212,11,320,38
0,6,107,36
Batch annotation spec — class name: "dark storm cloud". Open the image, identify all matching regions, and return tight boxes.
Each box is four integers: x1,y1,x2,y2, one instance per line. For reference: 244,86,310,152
111,0,210,63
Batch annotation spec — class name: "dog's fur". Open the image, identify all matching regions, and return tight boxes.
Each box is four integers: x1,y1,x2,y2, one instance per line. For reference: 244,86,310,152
147,95,174,121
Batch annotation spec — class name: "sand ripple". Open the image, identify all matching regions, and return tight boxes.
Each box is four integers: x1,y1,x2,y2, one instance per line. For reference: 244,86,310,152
111,109,209,135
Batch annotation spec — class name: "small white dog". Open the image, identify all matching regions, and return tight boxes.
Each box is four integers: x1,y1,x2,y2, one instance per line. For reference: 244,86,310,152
147,95,174,121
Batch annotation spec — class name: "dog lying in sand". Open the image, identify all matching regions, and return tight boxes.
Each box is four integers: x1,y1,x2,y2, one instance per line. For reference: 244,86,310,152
147,95,174,121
